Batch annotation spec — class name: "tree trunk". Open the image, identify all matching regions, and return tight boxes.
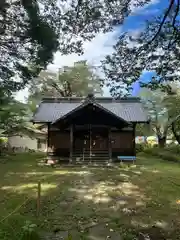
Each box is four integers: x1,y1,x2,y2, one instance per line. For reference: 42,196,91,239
144,136,148,144
158,136,166,148
171,122,180,144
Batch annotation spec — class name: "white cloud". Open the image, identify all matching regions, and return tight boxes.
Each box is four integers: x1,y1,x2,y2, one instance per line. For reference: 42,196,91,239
136,8,159,16
14,0,161,103
48,29,119,71
16,28,120,102
15,87,29,102
130,0,160,14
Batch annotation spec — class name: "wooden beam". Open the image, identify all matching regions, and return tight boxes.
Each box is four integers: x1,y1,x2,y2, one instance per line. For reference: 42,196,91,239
47,122,50,154
132,123,136,156
70,124,73,163
89,124,92,163
108,128,112,162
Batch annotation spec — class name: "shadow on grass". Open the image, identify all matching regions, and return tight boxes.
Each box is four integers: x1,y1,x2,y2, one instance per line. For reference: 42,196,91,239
0,155,180,239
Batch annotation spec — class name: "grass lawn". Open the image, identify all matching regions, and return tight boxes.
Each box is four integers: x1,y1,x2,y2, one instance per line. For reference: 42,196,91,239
0,153,180,239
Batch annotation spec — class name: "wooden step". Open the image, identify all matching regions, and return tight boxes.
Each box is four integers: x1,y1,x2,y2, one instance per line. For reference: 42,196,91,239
73,154,109,157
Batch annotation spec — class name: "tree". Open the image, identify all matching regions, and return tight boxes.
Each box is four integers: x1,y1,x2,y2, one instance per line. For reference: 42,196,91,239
1,0,180,97
171,115,180,144
1,0,155,123
28,61,103,111
2,0,178,96
0,0,59,131
0,0,120,131
0,0,59,94
102,6,180,96
102,33,143,97
139,86,180,147
165,83,180,144
0,0,156,93
0,98,28,132
1,0,179,134
139,89,169,147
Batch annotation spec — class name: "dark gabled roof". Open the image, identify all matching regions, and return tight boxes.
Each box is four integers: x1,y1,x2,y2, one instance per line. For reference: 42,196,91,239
52,99,128,125
33,95,149,123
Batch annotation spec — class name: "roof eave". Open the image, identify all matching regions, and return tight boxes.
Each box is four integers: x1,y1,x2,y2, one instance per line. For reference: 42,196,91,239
131,119,150,124
52,101,129,125
32,120,50,124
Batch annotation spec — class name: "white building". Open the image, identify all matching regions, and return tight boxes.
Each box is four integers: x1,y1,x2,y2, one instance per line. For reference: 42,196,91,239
4,127,47,152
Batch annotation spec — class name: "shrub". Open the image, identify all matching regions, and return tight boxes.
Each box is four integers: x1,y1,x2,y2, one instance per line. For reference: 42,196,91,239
136,143,155,154
143,147,159,155
166,145,180,154
142,146,180,163
21,221,40,240
157,151,180,162
136,143,145,153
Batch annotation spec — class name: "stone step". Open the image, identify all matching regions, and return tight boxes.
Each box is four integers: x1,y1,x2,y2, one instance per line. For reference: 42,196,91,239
73,159,109,162
73,149,108,152
75,157,109,160
72,157,110,162
73,151,109,154
73,160,110,164
73,154,109,157
73,151,109,155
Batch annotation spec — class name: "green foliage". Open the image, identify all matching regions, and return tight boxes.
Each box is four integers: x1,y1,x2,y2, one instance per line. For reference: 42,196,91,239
136,141,180,163
139,88,170,140
0,0,153,97
136,142,157,154
102,9,180,96
20,221,39,240
65,233,73,240
0,137,7,143
154,150,180,163
1,0,131,128
0,1,58,95
143,145,180,163
1,0,177,137
0,138,4,145
166,145,180,154
102,33,141,97
135,88,180,146
0,98,29,132
0,220,40,240
142,146,160,155
0,1,59,132
136,123,153,136
28,61,103,110
166,92,180,144
136,143,146,153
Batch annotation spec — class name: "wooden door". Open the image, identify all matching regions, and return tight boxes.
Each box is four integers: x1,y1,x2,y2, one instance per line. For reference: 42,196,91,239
91,134,108,150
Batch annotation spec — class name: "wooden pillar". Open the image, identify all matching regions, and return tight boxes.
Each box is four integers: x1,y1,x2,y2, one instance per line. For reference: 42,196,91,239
89,124,92,162
69,124,73,163
108,128,112,162
47,123,50,155
132,123,136,156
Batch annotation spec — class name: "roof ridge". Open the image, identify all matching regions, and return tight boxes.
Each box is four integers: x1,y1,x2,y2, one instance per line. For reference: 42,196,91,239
41,96,141,103
33,96,148,123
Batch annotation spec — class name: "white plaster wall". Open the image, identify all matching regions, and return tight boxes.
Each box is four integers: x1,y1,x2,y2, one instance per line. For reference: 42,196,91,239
39,142,47,152
8,136,47,152
8,136,38,150
8,135,47,151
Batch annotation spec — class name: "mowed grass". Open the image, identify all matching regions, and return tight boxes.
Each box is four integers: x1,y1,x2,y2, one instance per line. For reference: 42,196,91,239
0,153,180,239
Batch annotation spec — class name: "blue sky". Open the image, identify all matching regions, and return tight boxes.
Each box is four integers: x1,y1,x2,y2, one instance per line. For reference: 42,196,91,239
123,0,168,31
125,0,169,96
16,0,168,101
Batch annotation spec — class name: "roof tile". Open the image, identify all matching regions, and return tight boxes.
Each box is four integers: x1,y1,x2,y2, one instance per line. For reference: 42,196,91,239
33,97,148,123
